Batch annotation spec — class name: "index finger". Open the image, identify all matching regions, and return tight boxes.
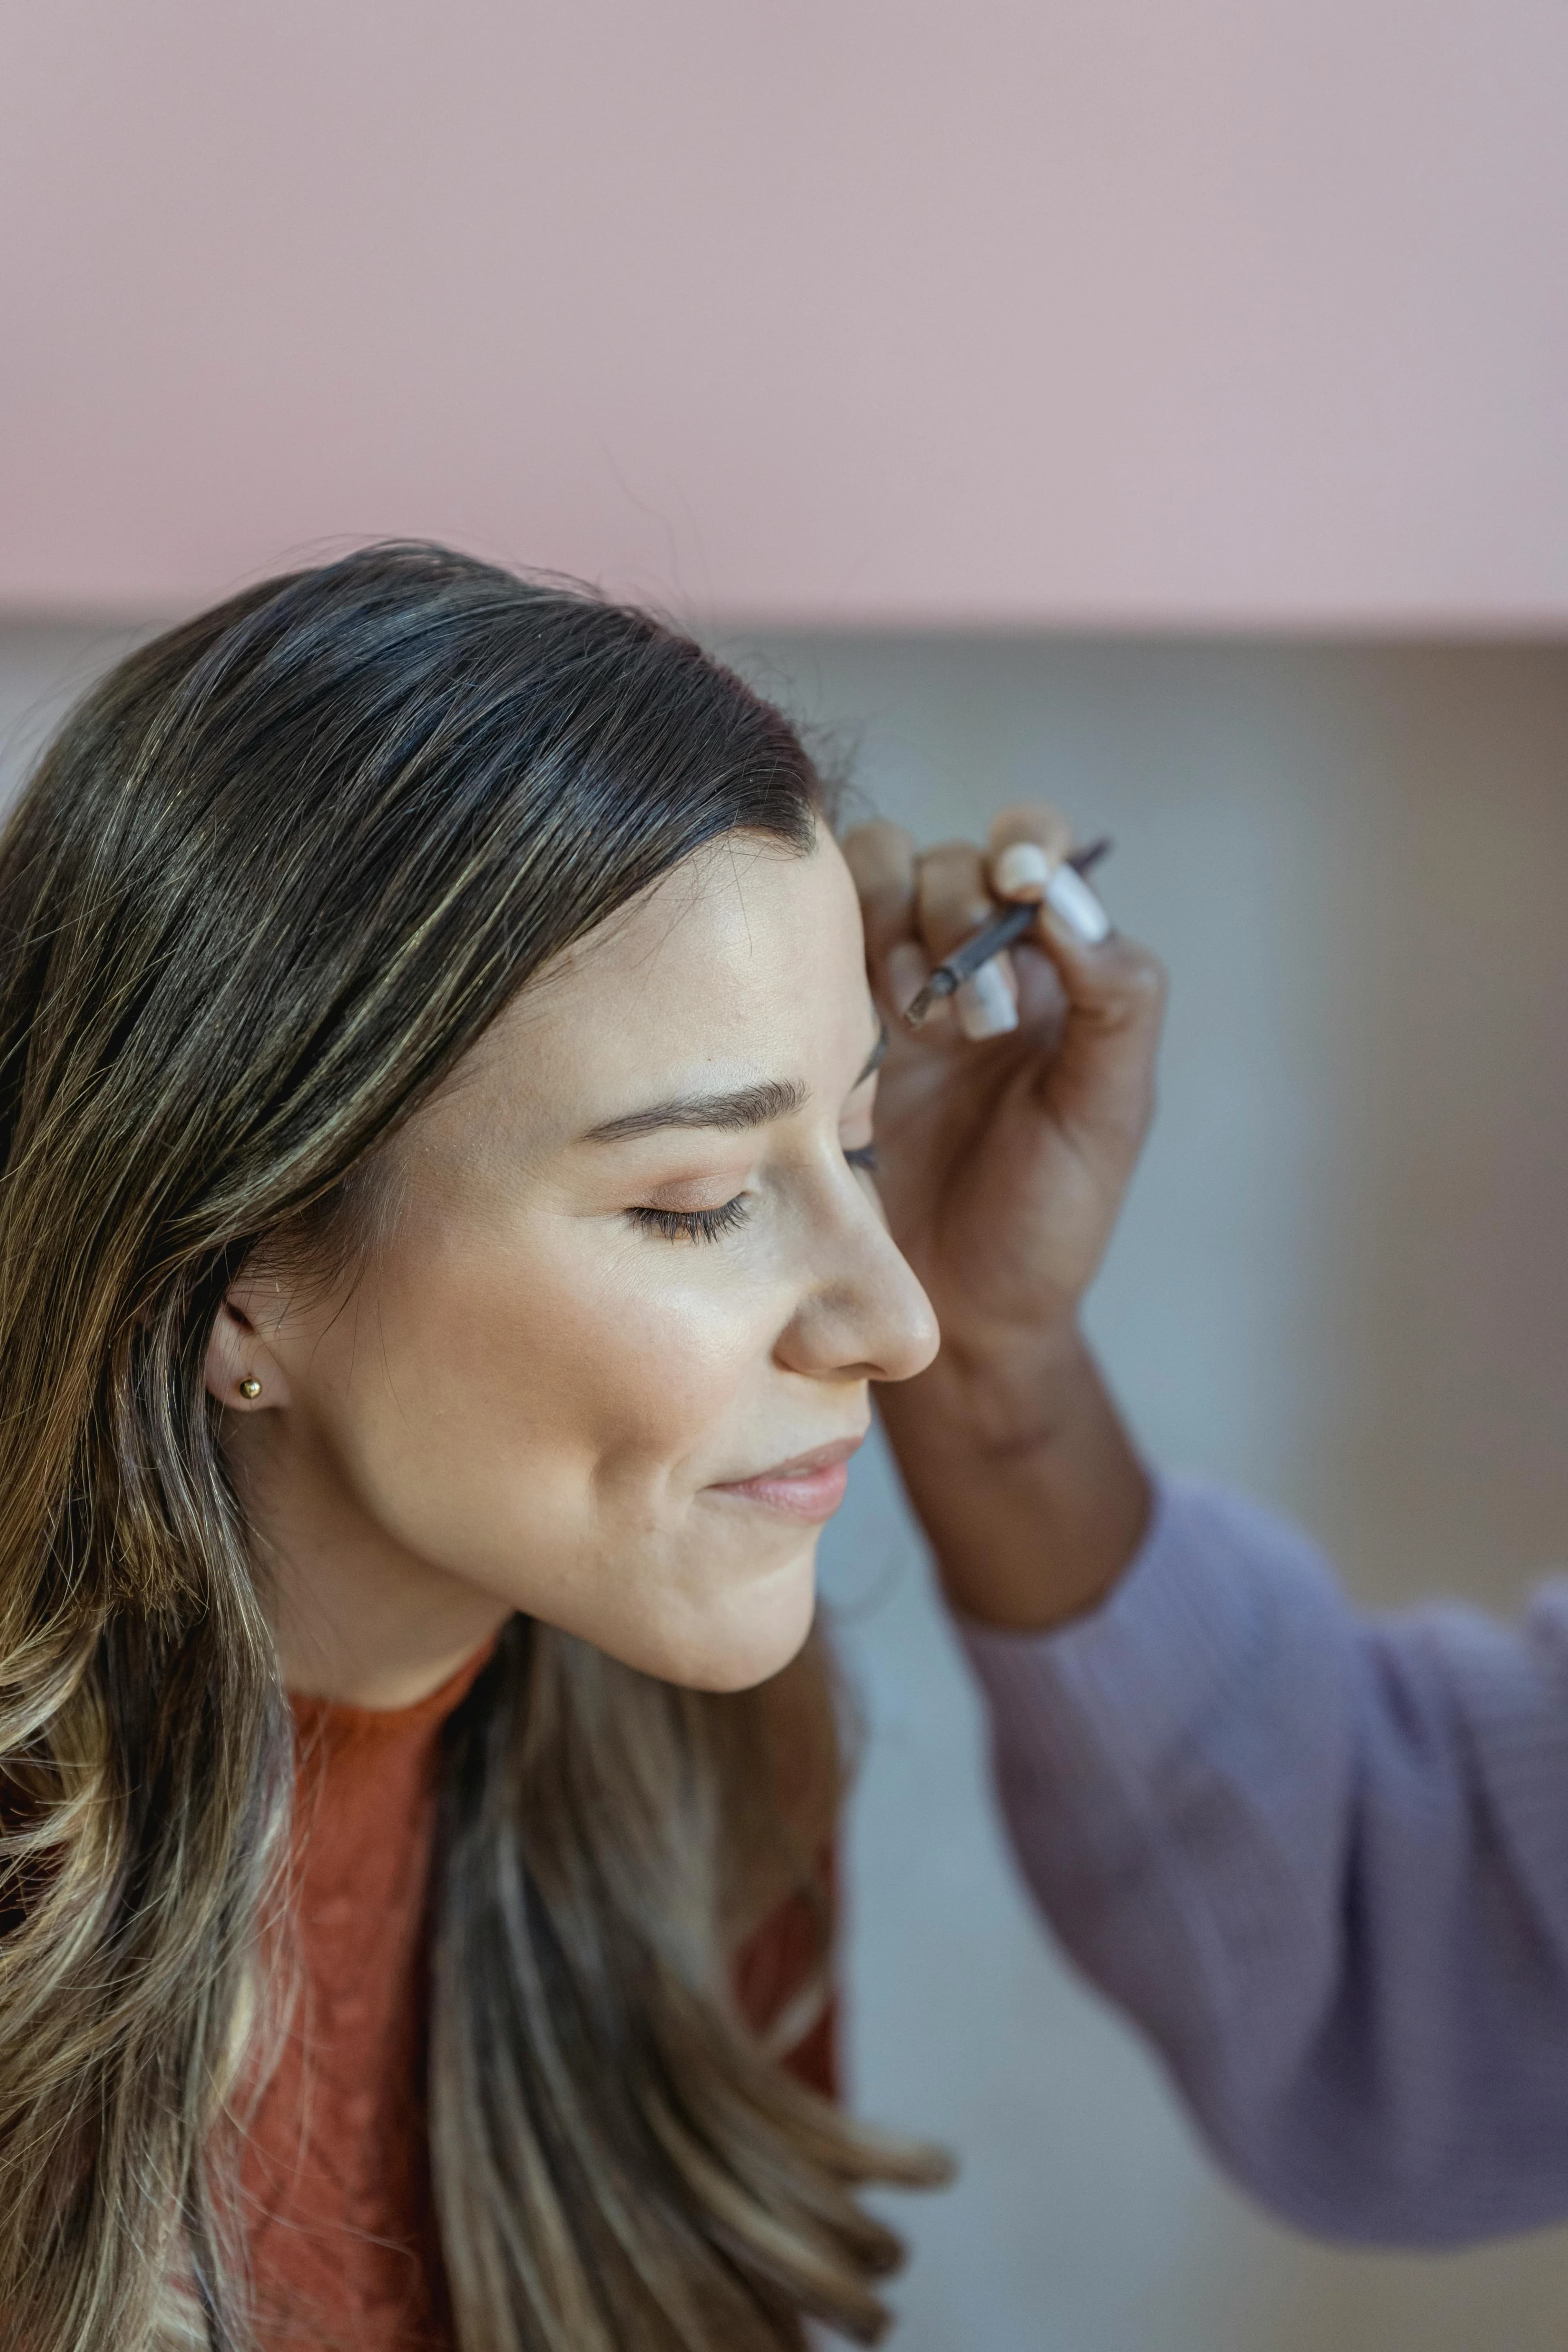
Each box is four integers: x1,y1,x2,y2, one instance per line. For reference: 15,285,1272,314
842,821,917,961
842,822,933,1022
987,804,1074,900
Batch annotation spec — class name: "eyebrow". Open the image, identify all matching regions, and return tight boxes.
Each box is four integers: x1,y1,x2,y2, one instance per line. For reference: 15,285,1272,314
582,1021,887,1146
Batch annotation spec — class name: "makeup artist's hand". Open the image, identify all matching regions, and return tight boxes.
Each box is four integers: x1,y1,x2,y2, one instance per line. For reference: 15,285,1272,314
844,808,1164,1629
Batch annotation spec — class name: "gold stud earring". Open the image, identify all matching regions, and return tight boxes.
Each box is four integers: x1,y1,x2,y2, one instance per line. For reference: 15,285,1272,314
238,1377,262,1401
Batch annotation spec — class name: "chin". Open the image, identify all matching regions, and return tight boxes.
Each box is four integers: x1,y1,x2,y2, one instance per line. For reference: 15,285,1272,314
657,1545,820,1694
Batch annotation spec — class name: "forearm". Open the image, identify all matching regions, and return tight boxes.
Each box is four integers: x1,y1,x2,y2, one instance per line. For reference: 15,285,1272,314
962,1481,1568,2243
875,1323,1151,1630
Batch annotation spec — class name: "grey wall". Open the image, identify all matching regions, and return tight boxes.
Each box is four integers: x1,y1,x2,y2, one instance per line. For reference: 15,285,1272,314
6,621,1568,2350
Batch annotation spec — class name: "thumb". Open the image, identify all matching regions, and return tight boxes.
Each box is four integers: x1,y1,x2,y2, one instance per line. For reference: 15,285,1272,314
1024,907,1168,1158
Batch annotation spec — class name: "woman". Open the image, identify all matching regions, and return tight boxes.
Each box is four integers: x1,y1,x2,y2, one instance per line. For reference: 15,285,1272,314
0,545,947,2352
849,804,1568,2250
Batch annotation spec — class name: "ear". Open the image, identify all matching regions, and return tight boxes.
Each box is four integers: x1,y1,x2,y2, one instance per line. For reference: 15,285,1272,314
204,1295,289,1412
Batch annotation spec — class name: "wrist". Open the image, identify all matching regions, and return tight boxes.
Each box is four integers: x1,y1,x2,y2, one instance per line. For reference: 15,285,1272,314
881,1315,1097,1462
877,1324,1152,1633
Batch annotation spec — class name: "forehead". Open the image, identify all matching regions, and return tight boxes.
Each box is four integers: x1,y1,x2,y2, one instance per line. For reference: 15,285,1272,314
441,828,870,1152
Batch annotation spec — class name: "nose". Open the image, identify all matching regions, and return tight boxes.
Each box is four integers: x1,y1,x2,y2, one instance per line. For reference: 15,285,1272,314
773,1196,939,1388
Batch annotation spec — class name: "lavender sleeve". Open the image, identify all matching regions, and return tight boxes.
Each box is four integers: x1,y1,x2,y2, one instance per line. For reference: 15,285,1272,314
958,1477,1568,2245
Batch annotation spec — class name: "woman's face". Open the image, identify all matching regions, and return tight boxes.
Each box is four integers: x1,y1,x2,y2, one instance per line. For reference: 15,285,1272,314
214,825,938,1698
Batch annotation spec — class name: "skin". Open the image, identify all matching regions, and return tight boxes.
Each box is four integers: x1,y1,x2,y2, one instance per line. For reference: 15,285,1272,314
844,805,1166,1632
207,826,938,1706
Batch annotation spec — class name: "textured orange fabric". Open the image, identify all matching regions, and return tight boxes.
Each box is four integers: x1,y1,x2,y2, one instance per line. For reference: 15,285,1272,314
241,1650,838,2352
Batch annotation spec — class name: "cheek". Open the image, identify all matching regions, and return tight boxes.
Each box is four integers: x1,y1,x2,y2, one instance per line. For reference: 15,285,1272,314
285,1210,821,1689
316,1219,773,1546
458,1248,743,1465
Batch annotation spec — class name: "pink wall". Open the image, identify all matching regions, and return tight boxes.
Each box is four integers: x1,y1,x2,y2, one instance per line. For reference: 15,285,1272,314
3,2,1565,629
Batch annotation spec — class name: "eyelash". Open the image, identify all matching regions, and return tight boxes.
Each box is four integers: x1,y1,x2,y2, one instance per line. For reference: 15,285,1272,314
628,1196,752,1245
629,1145,878,1245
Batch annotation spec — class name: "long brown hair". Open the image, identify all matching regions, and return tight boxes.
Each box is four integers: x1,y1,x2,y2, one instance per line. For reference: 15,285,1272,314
0,547,942,2351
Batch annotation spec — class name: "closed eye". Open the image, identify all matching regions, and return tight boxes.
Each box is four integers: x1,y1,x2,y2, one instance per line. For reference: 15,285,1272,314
628,1196,751,1244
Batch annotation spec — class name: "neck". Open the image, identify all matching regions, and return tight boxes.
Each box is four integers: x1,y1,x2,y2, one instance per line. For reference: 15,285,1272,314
224,1412,514,1710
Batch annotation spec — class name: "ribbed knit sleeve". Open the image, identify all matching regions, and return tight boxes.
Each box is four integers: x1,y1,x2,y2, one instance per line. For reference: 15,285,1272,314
958,1477,1568,2245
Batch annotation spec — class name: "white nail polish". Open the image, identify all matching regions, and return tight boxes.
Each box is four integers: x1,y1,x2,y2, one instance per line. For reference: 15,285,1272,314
1045,864,1111,944
885,941,930,1017
956,959,1019,1040
994,841,1053,898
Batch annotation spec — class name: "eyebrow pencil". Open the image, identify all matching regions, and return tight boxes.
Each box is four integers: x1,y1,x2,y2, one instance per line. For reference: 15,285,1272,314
902,838,1112,1029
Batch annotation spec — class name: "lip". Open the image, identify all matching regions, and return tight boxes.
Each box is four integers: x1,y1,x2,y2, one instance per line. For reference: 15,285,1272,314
707,1433,866,1523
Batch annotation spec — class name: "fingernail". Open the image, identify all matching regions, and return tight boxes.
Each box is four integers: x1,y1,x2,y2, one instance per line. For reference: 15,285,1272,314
994,842,1053,899
956,958,1019,1040
885,942,930,1017
1045,865,1111,944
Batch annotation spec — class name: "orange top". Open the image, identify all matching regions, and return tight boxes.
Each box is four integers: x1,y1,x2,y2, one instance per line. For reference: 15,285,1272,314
241,1650,835,2352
